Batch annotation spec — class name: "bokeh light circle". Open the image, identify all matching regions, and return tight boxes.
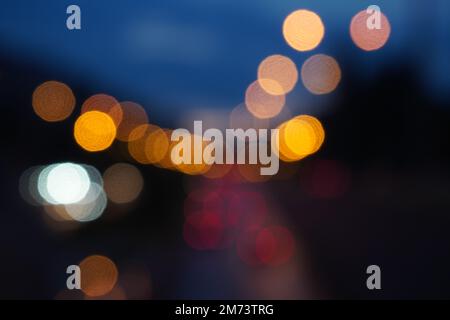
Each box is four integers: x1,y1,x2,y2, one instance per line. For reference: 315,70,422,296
255,226,295,266
103,163,144,204
245,81,285,119
127,124,159,164
37,164,59,205
145,127,170,164
116,101,149,142
283,10,325,52
74,111,117,152
258,55,298,95
32,81,76,122
155,130,178,170
284,118,317,156
301,54,341,95
237,227,265,266
81,94,123,126
82,164,103,187
80,255,118,297
65,183,107,222
350,10,391,51
183,211,225,250
276,115,325,162
19,166,45,206
237,225,295,266
46,163,91,205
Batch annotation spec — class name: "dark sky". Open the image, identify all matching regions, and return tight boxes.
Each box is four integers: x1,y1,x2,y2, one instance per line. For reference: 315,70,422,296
0,0,449,124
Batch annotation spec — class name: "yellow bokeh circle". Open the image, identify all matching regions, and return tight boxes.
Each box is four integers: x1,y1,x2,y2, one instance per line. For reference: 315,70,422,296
74,111,117,152
275,115,325,162
283,10,325,52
